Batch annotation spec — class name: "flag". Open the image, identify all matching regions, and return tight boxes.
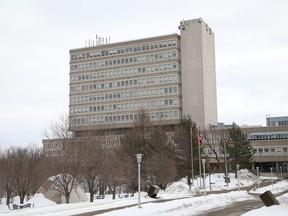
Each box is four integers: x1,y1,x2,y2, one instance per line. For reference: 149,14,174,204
198,127,203,145
223,132,228,144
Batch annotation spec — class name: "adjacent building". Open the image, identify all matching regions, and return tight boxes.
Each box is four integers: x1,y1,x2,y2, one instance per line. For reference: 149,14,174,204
203,116,288,176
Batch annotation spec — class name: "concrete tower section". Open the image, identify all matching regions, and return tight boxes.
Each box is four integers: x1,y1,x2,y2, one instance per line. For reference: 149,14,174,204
180,18,218,129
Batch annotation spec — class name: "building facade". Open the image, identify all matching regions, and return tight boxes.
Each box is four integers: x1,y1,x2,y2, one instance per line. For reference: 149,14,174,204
202,116,288,177
68,18,217,139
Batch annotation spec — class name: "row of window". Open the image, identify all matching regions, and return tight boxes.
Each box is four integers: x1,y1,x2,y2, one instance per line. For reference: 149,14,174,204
70,51,178,71
203,146,288,157
69,110,180,126
247,131,288,141
70,63,178,82
70,39,177,61
253,146,288,155
70,75,179,93
44,143,62,150
70,98,179,114
267,117,288,126
70,86,178,104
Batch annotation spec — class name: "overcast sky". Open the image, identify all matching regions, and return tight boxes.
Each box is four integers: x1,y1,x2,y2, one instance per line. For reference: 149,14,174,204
1,0,288,148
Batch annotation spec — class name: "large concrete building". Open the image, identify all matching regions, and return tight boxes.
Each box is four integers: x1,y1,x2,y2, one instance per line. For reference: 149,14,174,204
68,18,217,140
43,18,288,178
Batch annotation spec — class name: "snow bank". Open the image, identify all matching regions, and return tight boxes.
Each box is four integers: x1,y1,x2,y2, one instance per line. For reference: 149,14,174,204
250,180,288,194
98,191,254,216
28,193,57,207
242,193,288,216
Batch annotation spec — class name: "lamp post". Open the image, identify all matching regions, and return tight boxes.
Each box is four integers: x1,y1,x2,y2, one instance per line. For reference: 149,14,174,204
202,158,206,197
270,167,273,187
280,166,283,181
135,154,143,208
256,166,259,188
236,164,240,191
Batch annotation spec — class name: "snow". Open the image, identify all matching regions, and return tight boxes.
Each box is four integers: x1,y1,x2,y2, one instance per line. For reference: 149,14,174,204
0,172,287,216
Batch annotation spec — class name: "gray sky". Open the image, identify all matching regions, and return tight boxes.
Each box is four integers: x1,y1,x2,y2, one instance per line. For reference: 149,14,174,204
1,0,288,148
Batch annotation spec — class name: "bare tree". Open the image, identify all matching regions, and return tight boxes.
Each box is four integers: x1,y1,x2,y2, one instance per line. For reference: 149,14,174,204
118,110,177,191
43,113,72,152
116,109,153,193
0,146,43,205
105,149,125,200
203,126,227,171
145,153,177,190
50,141,82,203
44,114,82,203
80,137,107,202
0,153,15,205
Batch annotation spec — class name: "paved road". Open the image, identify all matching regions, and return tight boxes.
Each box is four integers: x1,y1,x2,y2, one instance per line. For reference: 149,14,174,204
76,203,137,216
76,180,282,216
196,195,263,216
196,180,287,216
76,197,188,216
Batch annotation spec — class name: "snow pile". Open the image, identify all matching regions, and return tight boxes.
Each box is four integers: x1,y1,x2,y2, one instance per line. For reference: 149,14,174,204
6,194,56,207
250,180,288,194
27,193,57,207
163,178,190,194
238,169,258,181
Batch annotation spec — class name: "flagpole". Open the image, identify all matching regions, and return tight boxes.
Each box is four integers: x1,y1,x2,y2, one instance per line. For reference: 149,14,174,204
190,127,194,187
224,132,228,186
198,127,202,188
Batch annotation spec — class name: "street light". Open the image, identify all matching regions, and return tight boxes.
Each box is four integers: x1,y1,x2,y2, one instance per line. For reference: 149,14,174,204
256,166,259,188
135,154,143,208
202,158,206,197
236,164,240,191
270,167,273,187
280,166,283,181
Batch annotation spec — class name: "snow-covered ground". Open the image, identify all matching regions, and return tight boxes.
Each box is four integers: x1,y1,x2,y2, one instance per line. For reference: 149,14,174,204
0,172,287,216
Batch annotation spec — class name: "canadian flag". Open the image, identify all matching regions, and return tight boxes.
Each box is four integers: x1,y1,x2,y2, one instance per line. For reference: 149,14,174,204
198,127,203,145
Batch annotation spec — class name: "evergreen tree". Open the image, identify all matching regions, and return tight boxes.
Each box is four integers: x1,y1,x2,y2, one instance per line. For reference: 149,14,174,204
173,116,199,180
227,123,254,169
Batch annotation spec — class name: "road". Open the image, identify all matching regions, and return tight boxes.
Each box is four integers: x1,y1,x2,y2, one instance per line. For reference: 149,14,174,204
196,179,286,216
76,180,283,216
196,195,263,216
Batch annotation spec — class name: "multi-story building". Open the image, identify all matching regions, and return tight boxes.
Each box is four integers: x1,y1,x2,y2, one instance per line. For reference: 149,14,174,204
42,17,288,179
67,18,217,142
203,116,288,177
244,116,288,174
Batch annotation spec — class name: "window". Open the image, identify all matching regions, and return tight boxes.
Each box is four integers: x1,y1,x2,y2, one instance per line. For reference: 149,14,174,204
258,148,263,153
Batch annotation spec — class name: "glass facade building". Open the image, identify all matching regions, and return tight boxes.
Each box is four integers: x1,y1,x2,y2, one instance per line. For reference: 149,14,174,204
267,116,288,126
